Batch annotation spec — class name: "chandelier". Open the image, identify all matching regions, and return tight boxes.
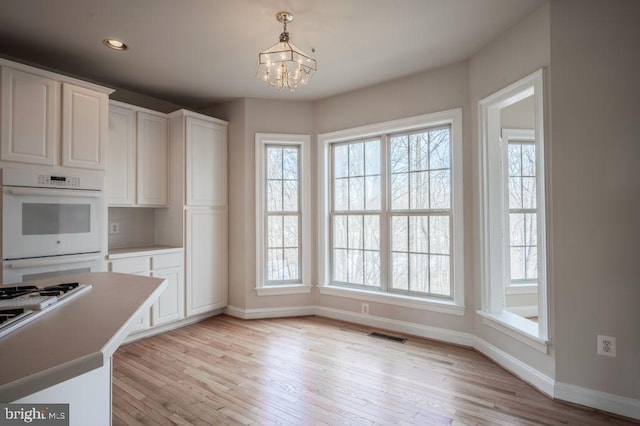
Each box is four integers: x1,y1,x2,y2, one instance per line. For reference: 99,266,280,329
256,11,317,91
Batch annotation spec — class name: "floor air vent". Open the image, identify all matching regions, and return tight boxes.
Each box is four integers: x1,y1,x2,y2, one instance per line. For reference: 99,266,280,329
368,332,407,344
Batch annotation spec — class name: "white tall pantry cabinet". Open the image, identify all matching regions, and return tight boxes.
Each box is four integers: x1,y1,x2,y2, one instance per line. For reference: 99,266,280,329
156,110,228,316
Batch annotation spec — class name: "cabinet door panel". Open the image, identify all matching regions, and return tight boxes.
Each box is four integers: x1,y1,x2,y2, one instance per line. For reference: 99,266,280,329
1,67,58,165
186,209,227,315
186,117,227,206
137,112,168,206
106,105,136,205
151,267,184,326
62,83,108,170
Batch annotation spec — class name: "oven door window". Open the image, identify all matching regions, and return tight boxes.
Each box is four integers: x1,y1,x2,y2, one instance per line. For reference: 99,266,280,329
23,203,91,235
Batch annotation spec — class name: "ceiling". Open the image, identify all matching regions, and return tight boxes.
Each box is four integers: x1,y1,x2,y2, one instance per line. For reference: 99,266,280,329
0,0,544,110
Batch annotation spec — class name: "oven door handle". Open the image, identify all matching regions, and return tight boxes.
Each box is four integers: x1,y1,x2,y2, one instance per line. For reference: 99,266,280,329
4,254,102,269
6,187,102,198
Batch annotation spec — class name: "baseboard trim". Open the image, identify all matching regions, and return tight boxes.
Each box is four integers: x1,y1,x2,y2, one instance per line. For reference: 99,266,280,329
555,381,640,421
474,337,555,397
122,309,223,345
223,305,316,320
315,306,475,347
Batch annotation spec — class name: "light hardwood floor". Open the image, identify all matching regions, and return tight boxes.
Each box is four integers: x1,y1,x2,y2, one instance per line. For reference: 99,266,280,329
113,315,637,425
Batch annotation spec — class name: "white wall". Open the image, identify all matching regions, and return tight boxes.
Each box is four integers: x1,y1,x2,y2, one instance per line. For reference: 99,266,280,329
549,0,640,401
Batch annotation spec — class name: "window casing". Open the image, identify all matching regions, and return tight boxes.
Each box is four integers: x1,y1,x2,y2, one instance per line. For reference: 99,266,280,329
319,109,464,311
256,134,311,295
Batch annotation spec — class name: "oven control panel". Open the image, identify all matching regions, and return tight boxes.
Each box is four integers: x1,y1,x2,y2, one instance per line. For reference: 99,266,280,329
37,175,81,188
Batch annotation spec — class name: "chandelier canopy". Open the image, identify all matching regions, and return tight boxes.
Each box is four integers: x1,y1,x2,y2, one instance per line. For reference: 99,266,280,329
256,11,317,91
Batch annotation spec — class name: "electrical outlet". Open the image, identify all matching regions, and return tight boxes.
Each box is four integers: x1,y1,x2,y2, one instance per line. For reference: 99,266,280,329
597,335,616,357
109,223,120,235
361,303,369,315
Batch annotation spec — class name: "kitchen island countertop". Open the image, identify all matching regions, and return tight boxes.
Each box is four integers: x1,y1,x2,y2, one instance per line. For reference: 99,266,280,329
0,272,166,403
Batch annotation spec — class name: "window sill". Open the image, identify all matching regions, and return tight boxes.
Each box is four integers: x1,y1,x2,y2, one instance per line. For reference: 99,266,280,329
319,285,465,316
505,284,538,295
255,285,313,296
476,310,550,353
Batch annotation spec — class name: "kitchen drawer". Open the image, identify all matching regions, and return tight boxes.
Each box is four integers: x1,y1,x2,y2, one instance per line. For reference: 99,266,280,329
151,252,182,270
109,257,149,274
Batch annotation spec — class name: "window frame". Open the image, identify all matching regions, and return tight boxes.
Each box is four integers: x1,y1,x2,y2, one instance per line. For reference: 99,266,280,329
255,133,312,296
318,109,465,315
477,69,549,351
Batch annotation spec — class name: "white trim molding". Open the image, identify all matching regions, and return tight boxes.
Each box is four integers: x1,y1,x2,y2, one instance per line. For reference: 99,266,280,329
223,305,316,320
555,382,640,421
477,310,550,353
255,285,313,296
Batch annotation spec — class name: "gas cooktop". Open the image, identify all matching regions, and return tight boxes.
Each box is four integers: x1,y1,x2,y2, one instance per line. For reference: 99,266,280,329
0,282,91,338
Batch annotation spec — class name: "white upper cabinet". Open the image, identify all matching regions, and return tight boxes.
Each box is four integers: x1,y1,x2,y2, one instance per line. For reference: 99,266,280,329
185,116,227,206
106,104,136,205
137,111,168,206
62,83,108,170
1,67,59,165
0,61,112,169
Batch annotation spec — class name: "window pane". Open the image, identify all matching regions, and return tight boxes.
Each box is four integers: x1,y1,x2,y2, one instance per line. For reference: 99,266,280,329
508,144,521,177
391,252,408,290
410,171,429,209
267,248,283,281
391,216,408,252
283,216,298,248
390,136,409,173
525,246,538,280
522,177,536,209
365,140,381,175
410,253,429,292
283,248,299,280
349,177,364,210
521,144,536,177
334,145,349,178
282,148,298,180
409,216,429,254
347,215,363,249
349,142,364,177
510,247,525,280
267,147,282,179
333,215,347,248
282,180,298,211
348,249,363,284
267,180,282,211
364,251,380,287
509,177,522,209
430,170,450,209
510,213,525,246
410,133,429,172
267,216,283,248
365,175,381,210
429,216,450,255
391,173,409,209
334,178,348,211
429,129,450,169
430,255,450,296
364,215,380,250
525,213,537,246
333,248,348,282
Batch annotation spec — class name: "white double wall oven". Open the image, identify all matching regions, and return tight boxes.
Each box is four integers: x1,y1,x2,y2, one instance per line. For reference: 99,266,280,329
2,169,106,284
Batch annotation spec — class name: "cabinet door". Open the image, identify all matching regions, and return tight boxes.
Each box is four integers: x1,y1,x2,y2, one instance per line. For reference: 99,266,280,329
1,67,58,165
185,117,227,206
151,266,184,326
61,83,108,170
108,258,151,333
185,209,227,316
106,104,136,205
137,112,168,206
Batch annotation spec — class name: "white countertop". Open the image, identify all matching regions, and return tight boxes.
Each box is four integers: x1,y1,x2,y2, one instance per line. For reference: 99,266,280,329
0,272,167,402
107,245,183,259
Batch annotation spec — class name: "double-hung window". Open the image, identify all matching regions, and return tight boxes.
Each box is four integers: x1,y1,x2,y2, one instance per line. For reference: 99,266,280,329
256,133,311,295
320,109,464,312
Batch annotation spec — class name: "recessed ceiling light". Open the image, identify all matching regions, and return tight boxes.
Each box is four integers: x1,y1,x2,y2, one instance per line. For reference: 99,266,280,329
103,38,128,51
